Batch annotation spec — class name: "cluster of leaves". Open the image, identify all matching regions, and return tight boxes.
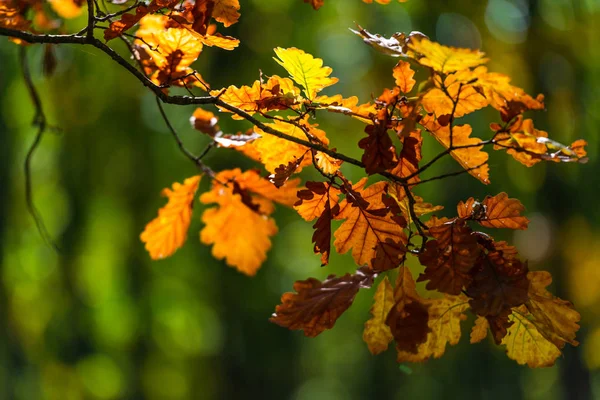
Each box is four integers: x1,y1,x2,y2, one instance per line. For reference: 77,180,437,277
1,0,588,368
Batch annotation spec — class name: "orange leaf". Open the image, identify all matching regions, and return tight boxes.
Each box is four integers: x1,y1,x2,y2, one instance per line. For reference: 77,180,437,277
212,0,240,27
200,192,277,276
470,316,489,344
363,276,395,355
270,267,375,337
458,192,529,230
422,75,488,118
140,175,202,260
393,60,416,93
199,169,300,275
190,107,219,135
334,179,407,271
294,181,341,221
421,115,490,184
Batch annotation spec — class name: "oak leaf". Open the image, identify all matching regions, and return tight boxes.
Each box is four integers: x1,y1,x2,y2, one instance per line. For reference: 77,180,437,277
273,47,338,100
334,179,407,272
294,181,341,222
501,306,562,368
270,267,375,337
421,115,490,184
140,175,202,260
458,192,529,230
422,75,488,118
359,109,398,174
363,276,395,355
396,294,470,362
417,218,480,295
200,192,277,276
199,169,300,275
393,60,416,93
466,245,529,317
407,36,488,73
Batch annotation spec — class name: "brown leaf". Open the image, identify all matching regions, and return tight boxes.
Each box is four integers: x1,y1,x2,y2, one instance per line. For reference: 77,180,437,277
268,155,305,188
270,267,375,337
417,219,480,295
190,107,220,136
466,243,529,317
458,192,529,230
359,109,398,174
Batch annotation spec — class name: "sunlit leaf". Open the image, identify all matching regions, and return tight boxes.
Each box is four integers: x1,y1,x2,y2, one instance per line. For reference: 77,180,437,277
421,115,490,184
140,175,202,260
273,47,338,100
363,277,395,355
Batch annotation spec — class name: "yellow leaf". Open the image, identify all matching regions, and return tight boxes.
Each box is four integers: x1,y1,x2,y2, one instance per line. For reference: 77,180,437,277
502,306,562,368
470,316,489,344
407,36,488,73
396,294,469,362
421,115,490,184
140,175,202,260
200,32,240,50
273,47,339,100
501,271,580,367
314,151,343,175
363,277,395,355
49,0,83,19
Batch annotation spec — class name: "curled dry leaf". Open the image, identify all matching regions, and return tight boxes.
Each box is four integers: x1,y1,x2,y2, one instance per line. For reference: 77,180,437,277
190,107,220,135
270,267,375,337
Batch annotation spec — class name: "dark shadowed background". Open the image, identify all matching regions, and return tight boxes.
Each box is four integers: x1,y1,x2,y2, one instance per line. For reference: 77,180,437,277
0,0,599,399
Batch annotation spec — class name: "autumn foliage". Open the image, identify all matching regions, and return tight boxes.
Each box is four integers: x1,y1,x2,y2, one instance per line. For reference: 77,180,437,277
2,0,589,369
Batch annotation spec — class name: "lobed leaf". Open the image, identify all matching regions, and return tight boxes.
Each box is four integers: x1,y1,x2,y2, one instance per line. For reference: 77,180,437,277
140,175,202,260
273,47,339,100
270,267,375,337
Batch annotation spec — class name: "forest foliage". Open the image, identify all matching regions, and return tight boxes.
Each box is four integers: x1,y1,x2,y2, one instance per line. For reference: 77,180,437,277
0,0,589,368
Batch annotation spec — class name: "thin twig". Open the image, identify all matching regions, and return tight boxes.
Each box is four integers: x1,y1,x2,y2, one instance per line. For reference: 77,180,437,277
19,47,60,252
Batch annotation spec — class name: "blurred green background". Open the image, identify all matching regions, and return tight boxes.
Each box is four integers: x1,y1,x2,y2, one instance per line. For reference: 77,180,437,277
1,0,599,399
